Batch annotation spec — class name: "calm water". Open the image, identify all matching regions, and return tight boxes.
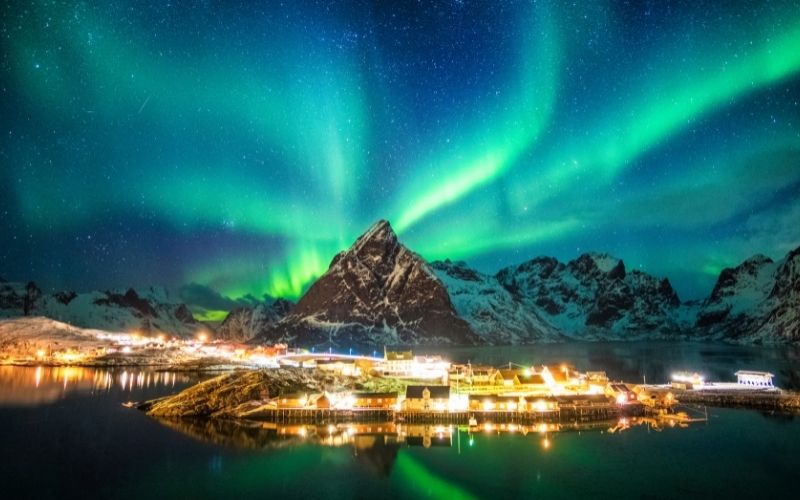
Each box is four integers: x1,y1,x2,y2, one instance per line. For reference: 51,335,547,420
1,342,799,499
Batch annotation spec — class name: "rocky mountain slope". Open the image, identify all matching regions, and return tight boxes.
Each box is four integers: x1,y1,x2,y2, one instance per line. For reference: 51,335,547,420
3,221,797,345
430,260,563,343
494,253,690,340
697,247,800,343
215,299,293,342
0,280,200,338
253,220,481,346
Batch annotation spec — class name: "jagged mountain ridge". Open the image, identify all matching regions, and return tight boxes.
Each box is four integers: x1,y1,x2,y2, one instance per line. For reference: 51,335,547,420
252,220,481,346
0,281,201,338
430,260,564,344
216,299,293,342
697,248,800,342
2,223,797,344
493,253,690,340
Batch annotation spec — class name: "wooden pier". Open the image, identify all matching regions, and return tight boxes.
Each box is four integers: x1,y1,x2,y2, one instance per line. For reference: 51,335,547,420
244,403,641,425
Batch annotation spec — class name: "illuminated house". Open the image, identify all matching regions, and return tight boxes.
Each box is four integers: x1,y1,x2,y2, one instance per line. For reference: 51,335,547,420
605,383,637,404
470,367,499,386
311,394,331,409
351,392,398,409
497,369,549,388
277,392,309,409
735,370,775,387
403,385,450,412
381,350,414,376
469,394,524,411
316,359,362,377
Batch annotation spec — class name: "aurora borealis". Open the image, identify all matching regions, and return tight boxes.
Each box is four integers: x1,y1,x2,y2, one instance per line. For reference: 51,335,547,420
2,1,799,319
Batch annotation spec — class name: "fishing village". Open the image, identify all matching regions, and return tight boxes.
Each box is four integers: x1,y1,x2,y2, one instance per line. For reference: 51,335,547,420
137,346,800,438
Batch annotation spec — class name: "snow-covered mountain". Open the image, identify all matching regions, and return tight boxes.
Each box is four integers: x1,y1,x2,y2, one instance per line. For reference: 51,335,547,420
216,299,293,342
697,247,800,343
253,220,481,346
0,281,201,338
2,221,797,345
494,253,689,340
430,260,563,343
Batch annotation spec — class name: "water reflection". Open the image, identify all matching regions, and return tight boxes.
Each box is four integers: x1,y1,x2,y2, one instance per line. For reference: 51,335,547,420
154,415,695,460
0,366,197,406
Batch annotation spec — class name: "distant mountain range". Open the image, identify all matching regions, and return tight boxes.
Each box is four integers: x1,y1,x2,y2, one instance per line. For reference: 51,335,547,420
0,282,201,338
2,220,798,345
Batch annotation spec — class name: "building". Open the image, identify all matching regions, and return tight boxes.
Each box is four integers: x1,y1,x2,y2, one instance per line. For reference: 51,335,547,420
606,383,637,404
403,385,450,412
315,359,362,377
735,370,775,387
311,394,331,409
381,350,414,376
468,394,524,411
351,392,398,409
470,367,499,386
276,392,309,409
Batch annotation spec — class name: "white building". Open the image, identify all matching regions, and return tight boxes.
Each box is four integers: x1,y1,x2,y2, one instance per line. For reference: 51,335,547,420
735,370,775,387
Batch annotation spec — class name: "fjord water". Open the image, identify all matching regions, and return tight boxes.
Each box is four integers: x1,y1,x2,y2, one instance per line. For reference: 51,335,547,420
1,342,799,500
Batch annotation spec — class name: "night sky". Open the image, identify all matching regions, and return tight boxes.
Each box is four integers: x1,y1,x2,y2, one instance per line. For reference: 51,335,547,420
2,1,799,320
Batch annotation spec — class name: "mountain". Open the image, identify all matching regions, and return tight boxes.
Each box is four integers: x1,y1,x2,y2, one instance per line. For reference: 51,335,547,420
253,220,481,346
697,247,800,343
0,282,201,338
430,260,563,343
216,299,293,342
494,253,689,340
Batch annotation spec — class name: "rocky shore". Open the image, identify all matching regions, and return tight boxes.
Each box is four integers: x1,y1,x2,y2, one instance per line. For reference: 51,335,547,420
671,389,800,411
141,368,405,418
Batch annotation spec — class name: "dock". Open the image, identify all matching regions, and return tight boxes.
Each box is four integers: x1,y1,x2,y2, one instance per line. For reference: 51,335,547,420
242,402,641,425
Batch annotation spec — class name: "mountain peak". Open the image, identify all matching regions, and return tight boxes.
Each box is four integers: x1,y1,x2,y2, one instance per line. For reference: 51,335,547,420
351,219,397,252
255,220,480,346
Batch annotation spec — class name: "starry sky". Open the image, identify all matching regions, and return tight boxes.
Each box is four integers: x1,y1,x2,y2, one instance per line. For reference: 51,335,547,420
2,1,799,320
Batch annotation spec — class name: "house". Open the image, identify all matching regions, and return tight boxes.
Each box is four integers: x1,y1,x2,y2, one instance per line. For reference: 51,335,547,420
276,392,309,409
469,367,498,386
468,394,524,411
381,350,414,376
735,370,775,387
403,385,450,412
497,369,524,386
311,394,331,409
605,383,637,404
316,359,361,377
351,392,398,409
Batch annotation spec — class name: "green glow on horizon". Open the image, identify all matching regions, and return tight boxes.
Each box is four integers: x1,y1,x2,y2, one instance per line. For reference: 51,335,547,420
192,309,229,322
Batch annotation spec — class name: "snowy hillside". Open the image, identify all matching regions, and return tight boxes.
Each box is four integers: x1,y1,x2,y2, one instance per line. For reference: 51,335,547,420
495,253,687,340
216,299,293,342
0,281,200,338
430,260,563,343
698,247,800,343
